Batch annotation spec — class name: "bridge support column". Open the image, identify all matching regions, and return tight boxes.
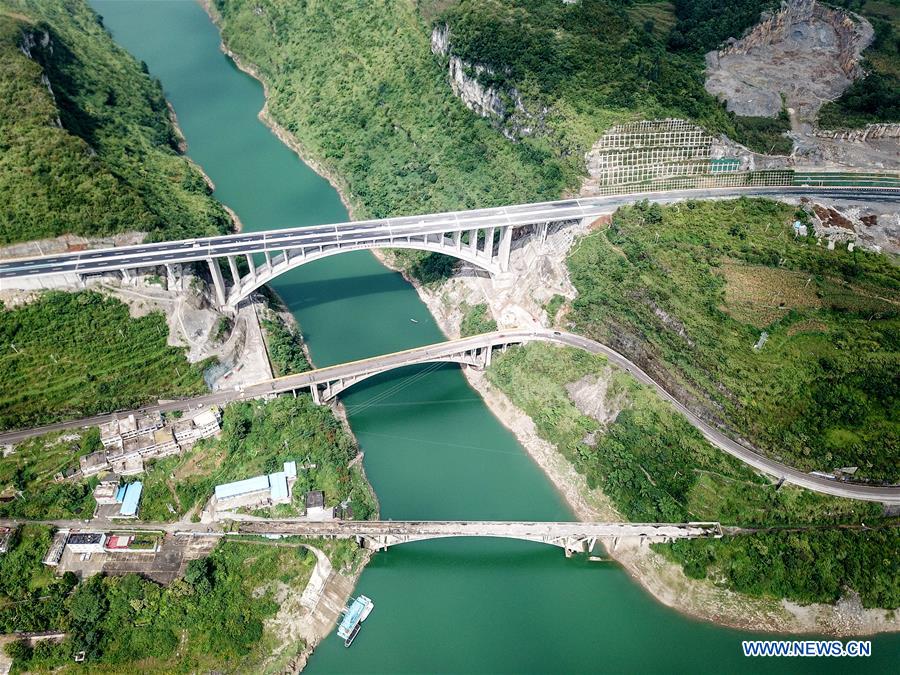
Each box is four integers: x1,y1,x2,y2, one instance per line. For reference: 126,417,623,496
310,385,321,405
483,345,492,368
120,268,132,283
482,227,495,257
245,254,256,277
207,258,226,307
165,264,177,291
468,229,479,254
227,256,241,289
498,226,513,272
264,250,272,269
453,231,462,249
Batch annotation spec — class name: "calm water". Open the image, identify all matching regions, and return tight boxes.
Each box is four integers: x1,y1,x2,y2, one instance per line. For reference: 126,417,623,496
92,2,899,672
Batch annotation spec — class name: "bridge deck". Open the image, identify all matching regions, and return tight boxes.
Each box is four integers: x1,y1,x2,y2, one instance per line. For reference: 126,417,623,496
2,186,897,281
236,519,723,539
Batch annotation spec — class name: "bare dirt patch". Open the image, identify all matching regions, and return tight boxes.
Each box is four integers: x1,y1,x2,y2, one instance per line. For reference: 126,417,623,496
719,263,821,327
705,0,873,121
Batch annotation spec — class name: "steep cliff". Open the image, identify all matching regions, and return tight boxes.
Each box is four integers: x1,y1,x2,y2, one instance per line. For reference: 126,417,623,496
0,0,232,245
431,23,547,140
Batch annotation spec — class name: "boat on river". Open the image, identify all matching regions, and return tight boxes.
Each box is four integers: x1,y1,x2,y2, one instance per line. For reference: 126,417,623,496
337,595,374,647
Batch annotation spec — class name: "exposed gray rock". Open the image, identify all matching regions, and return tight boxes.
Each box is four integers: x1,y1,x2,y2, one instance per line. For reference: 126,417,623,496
704,0,873,120
431,24,547,140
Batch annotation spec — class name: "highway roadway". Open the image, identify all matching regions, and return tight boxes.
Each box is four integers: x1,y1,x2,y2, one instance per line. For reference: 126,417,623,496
0,329,897,504
2,186,898,281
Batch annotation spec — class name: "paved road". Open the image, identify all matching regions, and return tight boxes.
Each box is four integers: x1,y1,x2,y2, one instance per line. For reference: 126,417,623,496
2,186,897,280
1,329,897,503
0,517,721,542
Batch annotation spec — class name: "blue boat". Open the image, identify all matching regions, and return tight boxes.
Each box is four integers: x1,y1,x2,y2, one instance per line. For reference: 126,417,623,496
336,595,374,647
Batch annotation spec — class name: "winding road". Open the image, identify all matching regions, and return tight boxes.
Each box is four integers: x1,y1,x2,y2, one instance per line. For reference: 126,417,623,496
1,329,897,504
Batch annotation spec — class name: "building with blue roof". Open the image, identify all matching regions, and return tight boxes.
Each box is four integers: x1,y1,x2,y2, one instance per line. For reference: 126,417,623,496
212,461,299,513
115,481,143,518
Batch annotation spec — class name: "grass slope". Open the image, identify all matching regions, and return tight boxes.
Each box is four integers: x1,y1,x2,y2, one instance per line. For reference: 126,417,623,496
0,291,210,430
566,198,899,480
487,342,898,608
0,0,231,245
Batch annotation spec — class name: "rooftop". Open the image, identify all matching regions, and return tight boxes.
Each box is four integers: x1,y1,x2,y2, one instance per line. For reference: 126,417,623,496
67,532,104,545
215,474,271,501
119,482,143,517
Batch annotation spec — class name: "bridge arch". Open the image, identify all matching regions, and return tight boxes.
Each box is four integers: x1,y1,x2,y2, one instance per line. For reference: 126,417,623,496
311,346,494,403
225,238,504,308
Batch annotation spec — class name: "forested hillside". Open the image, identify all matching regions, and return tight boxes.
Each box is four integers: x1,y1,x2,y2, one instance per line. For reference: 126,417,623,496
567,198,899,481
0,0,231,245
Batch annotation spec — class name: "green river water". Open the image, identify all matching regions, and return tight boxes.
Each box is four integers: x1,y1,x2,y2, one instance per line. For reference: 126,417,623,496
91,2,898,672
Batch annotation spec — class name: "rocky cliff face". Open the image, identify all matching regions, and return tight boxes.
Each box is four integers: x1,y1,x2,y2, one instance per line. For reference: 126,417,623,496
704,0,873,120
19,29,63,129
431,24,546,140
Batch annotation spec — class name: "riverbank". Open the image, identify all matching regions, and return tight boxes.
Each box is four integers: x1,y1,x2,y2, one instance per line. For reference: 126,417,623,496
372,247,900,637
193,0,899,637
199,0,359,222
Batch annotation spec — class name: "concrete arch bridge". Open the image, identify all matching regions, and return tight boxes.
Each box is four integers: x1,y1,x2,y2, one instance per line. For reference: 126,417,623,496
236,520,724,556
4,187,898,308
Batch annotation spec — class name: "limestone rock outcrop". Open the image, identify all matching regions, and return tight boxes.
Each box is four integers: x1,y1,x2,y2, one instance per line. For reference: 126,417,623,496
431,24,546,140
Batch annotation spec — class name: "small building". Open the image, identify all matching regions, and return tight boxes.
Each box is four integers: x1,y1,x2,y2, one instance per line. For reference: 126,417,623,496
104,534,132,550
212,461,299,513
100,412,164,447
79,451,111,477
114,482,143,518
43,530,69,566
66,532,105,554
173,407,222,446
92,480,119,506
304,490,333,521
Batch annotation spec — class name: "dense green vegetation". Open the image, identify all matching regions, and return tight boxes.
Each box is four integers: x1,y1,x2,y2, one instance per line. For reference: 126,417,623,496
261,314,311,376
664,527,899,608
566,198,899,480
0,431,97,519
0,291,210,430
459,302,497,337
0,0,231,245
819,0,900,127
0,526,79,639
211,0,805,284
667,0,776,53
0,526,321,671
139,395,376,523
487,342,898,607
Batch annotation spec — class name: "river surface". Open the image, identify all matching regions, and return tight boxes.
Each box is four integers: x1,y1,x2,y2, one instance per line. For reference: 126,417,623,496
91,2,898,672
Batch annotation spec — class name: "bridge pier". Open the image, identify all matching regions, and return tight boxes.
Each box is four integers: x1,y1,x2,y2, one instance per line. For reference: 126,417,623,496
498,225,513,272
245,254,256,278
483,227,496,257
468,229,478,254
207,258,227,307
120,267,132,284
227,256,241,289
165,264,177,291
